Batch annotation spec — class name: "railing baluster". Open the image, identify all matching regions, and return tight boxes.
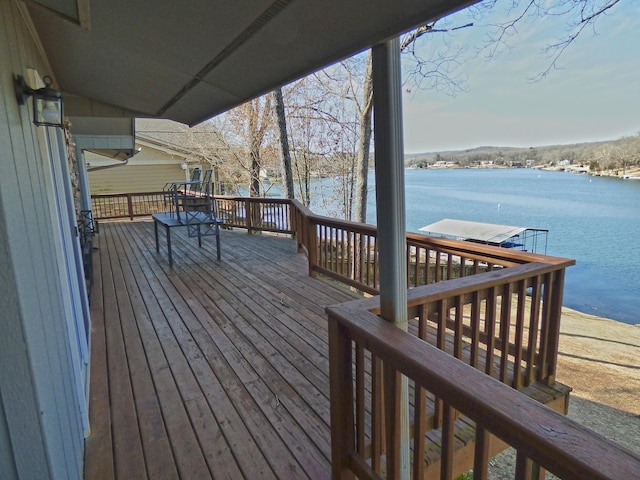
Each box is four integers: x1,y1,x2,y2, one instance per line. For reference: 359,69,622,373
440,404,455,480
485,287,497,377
470,290,481,369
473,426,490,480
515,451,534,480
418,303,428,341
537,273,552,382
415,245,421,286
413,380,426,479
499,283,512,383
126,193,134,220
406,244,412,286
347,230,353,281
372,356,384,473
372,236,378,290
513,280,527,389
434,299,447,428
453,296,464,359
383,362,402,480
526,275,542,385
356,344,366,457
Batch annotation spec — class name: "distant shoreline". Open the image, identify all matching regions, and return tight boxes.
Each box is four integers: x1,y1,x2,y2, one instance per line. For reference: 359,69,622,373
406,163,640,179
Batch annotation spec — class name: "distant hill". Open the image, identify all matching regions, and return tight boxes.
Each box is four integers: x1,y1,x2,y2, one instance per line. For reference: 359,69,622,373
404,135,640,174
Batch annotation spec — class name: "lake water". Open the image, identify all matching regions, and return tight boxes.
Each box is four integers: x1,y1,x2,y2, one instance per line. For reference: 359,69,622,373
374,168,640,325
266,168,640,325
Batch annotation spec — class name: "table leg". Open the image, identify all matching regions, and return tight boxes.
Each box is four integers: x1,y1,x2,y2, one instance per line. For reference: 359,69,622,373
165,224,173,267
154,220,159,252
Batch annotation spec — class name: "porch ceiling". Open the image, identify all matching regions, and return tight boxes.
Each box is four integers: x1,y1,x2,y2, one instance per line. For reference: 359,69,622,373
27,0,477,126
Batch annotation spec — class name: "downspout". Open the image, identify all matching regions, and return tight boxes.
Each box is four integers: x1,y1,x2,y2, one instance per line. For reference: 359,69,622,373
372,38,410,479
85,157,130,172
85,147,141,172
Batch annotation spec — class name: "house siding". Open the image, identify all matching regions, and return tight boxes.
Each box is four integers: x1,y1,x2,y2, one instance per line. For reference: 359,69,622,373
88,163,185,193
0,1,85,478
86,143,193,194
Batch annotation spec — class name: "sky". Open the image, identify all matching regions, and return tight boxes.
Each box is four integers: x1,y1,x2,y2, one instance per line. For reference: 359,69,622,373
401,0,640,154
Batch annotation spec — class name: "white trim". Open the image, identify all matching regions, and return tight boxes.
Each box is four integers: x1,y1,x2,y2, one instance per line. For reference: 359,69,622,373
39,126,90,434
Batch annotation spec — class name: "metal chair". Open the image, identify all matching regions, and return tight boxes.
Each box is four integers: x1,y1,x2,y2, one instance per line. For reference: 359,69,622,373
182,175,222,259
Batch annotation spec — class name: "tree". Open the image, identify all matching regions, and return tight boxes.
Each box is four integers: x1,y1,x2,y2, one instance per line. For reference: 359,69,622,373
353,53,373,224
244,96,274,197
348,19,471,224
473,0,624,80
273,87,294,199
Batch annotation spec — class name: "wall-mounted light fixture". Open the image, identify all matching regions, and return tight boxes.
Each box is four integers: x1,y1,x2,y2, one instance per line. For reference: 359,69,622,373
15,74,64,127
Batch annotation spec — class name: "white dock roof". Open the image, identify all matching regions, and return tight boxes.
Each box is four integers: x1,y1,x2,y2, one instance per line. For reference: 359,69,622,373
418,219,542,244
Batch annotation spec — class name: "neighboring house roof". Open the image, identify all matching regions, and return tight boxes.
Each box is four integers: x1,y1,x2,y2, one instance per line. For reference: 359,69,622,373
136,134,203,161
26,0,478,126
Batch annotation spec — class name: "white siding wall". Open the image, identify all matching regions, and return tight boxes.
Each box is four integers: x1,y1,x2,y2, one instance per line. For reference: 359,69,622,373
0,1,85,478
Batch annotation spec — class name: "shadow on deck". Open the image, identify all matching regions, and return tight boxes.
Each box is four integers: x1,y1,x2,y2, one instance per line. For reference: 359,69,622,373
85,219,358,479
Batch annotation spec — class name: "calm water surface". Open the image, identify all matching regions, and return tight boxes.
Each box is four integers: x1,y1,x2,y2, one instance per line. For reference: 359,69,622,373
268,168,639,324
371,168,640,325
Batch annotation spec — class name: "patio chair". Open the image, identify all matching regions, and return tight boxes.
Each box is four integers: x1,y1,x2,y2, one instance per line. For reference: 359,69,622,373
162,167,202,213
181,176,222,259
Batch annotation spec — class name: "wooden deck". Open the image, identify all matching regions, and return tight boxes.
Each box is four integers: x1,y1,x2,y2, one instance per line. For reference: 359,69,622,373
84,218,571,480
84,219,358,480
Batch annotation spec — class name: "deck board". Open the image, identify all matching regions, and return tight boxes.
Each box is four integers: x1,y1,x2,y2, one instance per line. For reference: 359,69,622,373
85,219,358,479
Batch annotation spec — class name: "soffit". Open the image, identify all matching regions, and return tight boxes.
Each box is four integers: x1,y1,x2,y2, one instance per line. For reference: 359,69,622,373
27,0,478,126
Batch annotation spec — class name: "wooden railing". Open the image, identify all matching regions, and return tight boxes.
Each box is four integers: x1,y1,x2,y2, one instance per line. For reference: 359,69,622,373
288,199,558,296
91,191,166,220
214,196,292,234
327,260,575,479
327,297,640,480
91,192,293,234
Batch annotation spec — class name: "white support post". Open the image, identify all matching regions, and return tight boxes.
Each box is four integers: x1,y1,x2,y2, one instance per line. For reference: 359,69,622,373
372,38,410,479
75,146,92,214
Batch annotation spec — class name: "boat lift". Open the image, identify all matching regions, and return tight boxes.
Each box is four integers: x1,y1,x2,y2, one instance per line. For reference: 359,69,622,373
419,218,548,254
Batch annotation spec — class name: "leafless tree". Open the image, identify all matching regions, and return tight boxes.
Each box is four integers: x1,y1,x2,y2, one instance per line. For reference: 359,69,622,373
472,0,624,80
273,88,295,199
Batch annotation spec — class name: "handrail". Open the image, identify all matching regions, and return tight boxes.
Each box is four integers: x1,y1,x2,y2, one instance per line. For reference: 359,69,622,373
287,198,573,295
91,191,166,220
90,192,294,234
213,195,292,234
327,302,640,480
90,192,568,277
346,261,569,387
